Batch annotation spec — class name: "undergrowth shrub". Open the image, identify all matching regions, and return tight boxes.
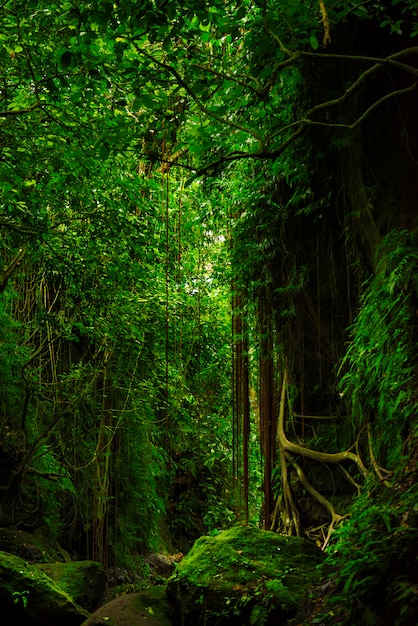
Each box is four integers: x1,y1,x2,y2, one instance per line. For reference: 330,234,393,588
321,478,418,625
339,229,418,468
319,230,418,625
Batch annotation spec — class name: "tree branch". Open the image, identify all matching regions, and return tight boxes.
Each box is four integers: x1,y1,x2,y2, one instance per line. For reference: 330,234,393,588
192,63,263,95
137,47,265,148
299,80,418,131
0,220,42,235
187,47,418,179
0,100,41,117
186,123,306,183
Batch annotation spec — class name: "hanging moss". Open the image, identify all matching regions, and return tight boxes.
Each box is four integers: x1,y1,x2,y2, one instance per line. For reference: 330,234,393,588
166,524,323,625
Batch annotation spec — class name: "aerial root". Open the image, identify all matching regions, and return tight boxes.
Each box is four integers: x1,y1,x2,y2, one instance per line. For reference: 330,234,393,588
284,451,347,549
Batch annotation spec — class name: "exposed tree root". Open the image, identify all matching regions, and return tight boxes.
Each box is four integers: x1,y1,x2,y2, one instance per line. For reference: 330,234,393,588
273,367,368,547
278,368,369,475
337,464,361,495
285,452,347,550
273,368,395,546
270,448,301,536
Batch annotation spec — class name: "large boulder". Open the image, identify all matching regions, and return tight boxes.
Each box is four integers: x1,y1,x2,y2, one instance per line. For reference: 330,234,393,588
37,560,106,611
0,550,90,625
166,524,323,625
81,585,174,626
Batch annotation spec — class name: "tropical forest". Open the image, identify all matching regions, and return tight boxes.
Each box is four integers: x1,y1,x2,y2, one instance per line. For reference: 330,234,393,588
0,1,417,625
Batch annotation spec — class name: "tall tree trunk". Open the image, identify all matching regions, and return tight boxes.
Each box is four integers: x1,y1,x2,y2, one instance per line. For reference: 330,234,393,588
258,287,276,529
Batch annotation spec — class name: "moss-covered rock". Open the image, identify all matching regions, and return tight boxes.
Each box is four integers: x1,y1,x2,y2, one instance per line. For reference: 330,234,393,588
166,524,323,625
81,585,174,626
37,560,106,611
0,527,65,562
0,550,90,625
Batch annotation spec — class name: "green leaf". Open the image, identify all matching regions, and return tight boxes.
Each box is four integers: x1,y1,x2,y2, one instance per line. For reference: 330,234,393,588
199,21,211,33
309,35,319,50
139,93,155,108
99,143,110,160
60,49,73,67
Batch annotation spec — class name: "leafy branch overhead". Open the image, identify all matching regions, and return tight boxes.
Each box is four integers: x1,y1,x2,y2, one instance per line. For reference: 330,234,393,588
110,1,418,179
180,46,418,179
1,1,417,181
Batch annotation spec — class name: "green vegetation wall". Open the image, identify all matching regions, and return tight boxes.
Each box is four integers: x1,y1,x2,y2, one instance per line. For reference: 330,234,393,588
0,0,236,563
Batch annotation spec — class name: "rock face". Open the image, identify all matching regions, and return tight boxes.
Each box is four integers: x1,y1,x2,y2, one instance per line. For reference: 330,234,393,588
37,561,106,611
0,551,90,626
166,524,323,625
0,527,65,562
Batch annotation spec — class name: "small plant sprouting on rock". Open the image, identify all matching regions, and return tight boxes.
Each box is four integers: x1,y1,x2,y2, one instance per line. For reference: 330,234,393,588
12,589,29,608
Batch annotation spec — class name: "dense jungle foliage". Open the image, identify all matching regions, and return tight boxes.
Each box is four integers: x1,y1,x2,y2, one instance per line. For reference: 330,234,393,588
1,1,418,623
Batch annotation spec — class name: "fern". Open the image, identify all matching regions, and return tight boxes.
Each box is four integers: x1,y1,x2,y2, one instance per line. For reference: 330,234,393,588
339,229,418,468
250,604,269,626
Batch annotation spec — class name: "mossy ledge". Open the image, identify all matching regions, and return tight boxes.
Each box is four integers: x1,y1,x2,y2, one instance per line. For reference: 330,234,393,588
166,524,323,625
0,550,89,626
36,560,106,612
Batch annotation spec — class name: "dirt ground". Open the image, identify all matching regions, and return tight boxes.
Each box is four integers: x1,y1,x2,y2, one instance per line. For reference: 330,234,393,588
81,587,174,626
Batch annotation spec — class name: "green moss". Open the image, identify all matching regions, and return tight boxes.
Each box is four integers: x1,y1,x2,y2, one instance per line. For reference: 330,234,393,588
167,524,323,625
0,551,89,625
37,560,106,611
1,551,67,597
